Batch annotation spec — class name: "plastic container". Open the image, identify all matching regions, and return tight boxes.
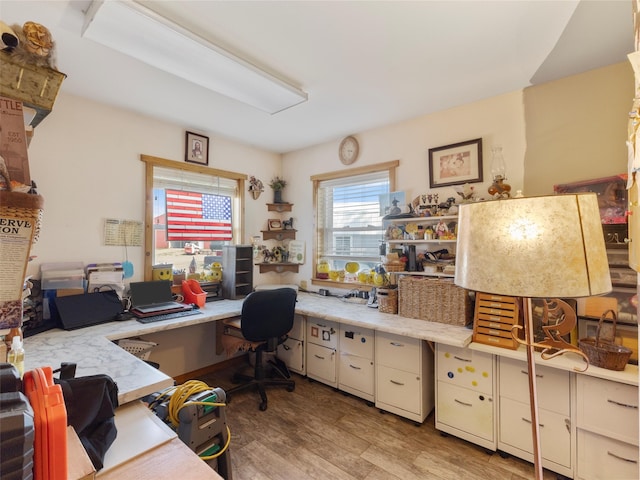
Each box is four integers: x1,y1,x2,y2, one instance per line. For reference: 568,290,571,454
182,279,206,308
7,337,24,379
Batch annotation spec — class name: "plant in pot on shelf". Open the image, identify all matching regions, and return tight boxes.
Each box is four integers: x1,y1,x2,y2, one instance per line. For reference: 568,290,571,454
269,176,287,203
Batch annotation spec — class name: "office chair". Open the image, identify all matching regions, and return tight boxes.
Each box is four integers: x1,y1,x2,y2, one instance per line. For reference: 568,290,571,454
226,287,297,411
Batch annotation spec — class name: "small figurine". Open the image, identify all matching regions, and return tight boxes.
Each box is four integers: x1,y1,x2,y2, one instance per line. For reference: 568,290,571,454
435,219,449,238
282,217,294,230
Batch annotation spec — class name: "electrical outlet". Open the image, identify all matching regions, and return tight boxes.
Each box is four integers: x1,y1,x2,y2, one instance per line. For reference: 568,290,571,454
300,280,307,290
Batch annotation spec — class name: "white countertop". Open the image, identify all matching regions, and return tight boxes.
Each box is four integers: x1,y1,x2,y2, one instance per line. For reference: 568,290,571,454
24,292,474,404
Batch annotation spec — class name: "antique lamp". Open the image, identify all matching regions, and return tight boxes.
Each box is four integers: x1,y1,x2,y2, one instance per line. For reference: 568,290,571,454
454,193,611,479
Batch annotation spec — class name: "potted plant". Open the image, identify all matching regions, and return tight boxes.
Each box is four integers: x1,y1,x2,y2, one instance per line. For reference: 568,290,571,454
269,176,287,203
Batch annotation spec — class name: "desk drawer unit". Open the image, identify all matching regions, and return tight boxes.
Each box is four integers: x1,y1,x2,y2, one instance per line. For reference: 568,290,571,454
339,353,374,401
306,343,337,386
278,314,305,375
375,332,420,372
376,364,422,415
436,344,494,394
576,429,639,480
339,325,374,358
499,356,570,415
306,318,338,350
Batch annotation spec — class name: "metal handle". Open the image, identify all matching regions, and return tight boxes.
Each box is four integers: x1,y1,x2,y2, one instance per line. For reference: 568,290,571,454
389,342,405,347
454,399,472,407
314,354,325,360
390,379,405,386
607,399,638,409
521,418,544,427
453,356,471,362
607,451,638,464
520,369,543,378
349,364,361,370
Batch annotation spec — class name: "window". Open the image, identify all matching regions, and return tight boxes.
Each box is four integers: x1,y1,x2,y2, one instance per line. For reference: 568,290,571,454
312,160,399,283
142,155,246,280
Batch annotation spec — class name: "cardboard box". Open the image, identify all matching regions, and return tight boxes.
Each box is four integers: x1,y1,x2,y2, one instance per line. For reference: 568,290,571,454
67,426,96,480
0,96,30,185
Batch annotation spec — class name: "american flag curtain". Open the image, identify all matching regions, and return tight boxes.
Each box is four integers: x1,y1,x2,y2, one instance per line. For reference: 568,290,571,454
165,189,232,242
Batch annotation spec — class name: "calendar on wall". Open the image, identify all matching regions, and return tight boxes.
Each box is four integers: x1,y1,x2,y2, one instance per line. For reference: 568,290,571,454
104,218,143,247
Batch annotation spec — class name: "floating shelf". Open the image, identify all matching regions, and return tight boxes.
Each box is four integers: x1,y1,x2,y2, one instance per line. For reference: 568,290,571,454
267,203,293,212
256,263,300,273
261,229,296,241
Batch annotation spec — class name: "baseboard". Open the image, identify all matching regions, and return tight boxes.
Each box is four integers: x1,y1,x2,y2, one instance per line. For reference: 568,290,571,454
173,355,247,385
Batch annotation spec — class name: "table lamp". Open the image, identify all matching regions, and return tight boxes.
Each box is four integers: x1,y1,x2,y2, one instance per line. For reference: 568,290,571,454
454,193,612,479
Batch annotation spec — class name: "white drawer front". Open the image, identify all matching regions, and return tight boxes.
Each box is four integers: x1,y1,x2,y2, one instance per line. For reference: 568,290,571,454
499,397,572,468
288,314,305,340
436,344,494,394
339,325,374,358
306,343,336,384
577,429,639,480
436,381,494,442
278,338,304,374
376,364,421,415
576,375,639,445
376,331,420,373
339,352,374,396
499,356,570,415
306,318,338,349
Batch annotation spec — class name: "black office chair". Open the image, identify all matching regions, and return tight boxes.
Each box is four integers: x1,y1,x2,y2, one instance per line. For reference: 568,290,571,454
226,288,297,411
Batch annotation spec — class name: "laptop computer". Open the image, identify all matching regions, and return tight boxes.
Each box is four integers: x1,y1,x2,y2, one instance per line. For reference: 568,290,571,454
55,291,124,330
129,280,192,318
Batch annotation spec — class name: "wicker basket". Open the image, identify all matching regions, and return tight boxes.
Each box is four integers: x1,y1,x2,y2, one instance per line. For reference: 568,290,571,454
382,263,405,272
398,276,471,326
579,309,632,371
377,287,398,314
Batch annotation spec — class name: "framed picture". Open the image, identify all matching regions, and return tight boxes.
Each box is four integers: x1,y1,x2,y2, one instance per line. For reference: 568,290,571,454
185,131,209,166
428,138,483,188
268,219,282,231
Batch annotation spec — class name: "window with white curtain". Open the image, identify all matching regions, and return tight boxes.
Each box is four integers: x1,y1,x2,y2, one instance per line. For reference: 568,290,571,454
313,161,398,281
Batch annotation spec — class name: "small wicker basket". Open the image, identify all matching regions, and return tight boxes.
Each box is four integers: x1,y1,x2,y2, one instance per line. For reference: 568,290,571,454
398,276,471,325
579,309,632,371
377,287,398,314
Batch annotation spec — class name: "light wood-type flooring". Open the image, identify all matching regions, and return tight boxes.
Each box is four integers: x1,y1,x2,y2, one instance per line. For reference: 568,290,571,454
196,361,559,480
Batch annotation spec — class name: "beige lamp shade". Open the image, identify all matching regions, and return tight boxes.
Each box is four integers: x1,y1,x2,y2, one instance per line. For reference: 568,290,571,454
454,194,612,298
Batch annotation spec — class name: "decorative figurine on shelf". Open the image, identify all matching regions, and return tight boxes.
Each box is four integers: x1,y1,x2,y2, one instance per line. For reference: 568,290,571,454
388,197,401,216
261,246,277,263
435,219,449,238
282,217,294,230
189,256,197,274
248,176,264,200
9,21,57,69
454,183,477,203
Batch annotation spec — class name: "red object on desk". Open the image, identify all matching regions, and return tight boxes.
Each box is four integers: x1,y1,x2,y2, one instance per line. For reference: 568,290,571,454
182,279,206,308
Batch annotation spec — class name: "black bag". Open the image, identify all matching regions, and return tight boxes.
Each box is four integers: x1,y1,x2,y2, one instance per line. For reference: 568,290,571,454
56,373,119,470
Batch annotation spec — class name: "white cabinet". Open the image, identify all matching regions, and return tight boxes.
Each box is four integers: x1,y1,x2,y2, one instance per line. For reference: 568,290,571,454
338,325,375,402
305,318,338,387
498,356,573,477
576,375,638,480
435,344,496,450
375,331,434,423
278,314,305,375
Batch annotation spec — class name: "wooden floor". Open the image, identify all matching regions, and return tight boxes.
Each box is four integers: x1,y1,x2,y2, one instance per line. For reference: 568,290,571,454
196,362,559,480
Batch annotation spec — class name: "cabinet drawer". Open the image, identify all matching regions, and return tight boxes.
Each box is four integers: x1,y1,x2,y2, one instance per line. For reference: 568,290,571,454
436,344,494,394
376,332,420,373
339,353,374,396
436,381,494,443
499,357,570,415
288,314,305,340
577,429,639,480
306,318,338,350
306,343,336,384
339,325,374,358
376,364,421,415
278,338,304,374
576,376,638,445
499,397,572,468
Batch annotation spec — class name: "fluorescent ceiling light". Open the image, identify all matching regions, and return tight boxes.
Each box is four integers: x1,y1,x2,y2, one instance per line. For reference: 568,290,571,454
82,0,308,114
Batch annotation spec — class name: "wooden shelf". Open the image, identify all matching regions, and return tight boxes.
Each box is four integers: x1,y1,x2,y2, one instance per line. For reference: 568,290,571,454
267,203,293,212
256,263,300,273
261,229,296,241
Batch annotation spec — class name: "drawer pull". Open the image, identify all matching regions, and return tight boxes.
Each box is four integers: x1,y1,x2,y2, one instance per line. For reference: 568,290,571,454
348,364,361,370
314,354,325,360
453,356,471,362
521,418,544,427
454,399,472,407
389,380,405,386
607,399,639,409
607,451,638,464
520,369,543,378
389,342,405,347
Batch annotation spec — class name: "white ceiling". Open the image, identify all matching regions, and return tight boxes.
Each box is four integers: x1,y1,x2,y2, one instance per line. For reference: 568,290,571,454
2,1,634,154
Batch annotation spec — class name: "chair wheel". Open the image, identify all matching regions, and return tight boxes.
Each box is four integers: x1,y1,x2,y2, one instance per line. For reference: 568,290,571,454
259,402,268,411
286,384,295,392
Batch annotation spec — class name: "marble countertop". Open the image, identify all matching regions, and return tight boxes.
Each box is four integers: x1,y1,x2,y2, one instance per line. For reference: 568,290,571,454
22,291,474,404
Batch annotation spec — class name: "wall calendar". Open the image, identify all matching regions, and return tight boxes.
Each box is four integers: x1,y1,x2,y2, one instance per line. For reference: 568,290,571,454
104,218,143,247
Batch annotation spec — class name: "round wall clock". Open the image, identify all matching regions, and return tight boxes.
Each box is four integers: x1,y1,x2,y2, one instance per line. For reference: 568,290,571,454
339,136,360,165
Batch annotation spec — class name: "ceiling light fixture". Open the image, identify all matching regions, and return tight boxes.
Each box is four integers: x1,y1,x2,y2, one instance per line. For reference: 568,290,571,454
82,0,308,114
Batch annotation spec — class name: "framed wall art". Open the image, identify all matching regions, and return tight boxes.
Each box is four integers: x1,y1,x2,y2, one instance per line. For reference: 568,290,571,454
428,138,483,188
185,131,209,166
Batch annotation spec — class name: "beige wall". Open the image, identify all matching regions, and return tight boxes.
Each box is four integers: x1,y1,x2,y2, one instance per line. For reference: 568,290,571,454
523,62,633,195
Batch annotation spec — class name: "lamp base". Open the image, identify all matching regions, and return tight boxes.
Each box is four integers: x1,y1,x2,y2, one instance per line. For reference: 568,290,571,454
488,176,511,198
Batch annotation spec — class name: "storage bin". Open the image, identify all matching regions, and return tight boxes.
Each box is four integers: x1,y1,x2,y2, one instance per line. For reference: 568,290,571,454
377,287,398,314
398,276,471,325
